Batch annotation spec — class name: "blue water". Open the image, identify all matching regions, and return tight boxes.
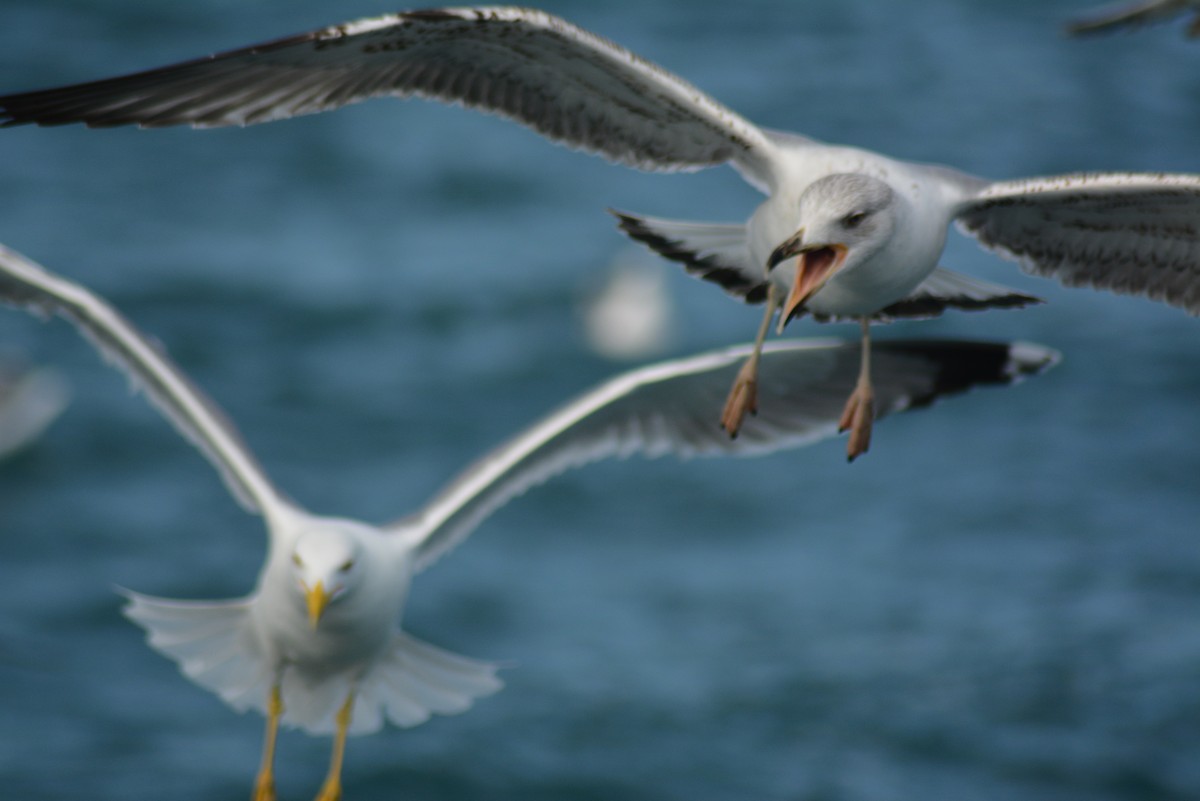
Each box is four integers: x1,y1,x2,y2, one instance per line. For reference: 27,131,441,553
0,1,1198,799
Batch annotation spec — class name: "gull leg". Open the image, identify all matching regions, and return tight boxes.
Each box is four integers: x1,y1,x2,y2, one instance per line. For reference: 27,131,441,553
314,693,355,801
252,683,284,801
721,284,780,438
838,317,875,462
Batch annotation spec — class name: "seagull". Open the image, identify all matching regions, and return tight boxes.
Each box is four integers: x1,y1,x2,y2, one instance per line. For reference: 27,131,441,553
1066,0,1200,37
0,7,1191,459
0,240,1058,798
581,250,675,361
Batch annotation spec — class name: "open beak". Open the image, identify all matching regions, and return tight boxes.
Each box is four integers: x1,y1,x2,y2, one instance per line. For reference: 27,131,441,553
779,243,848,326
304,581,333,628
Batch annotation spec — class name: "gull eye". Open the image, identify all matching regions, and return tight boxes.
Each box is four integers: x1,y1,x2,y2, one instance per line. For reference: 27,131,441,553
339,560,355,573
842,211,868,229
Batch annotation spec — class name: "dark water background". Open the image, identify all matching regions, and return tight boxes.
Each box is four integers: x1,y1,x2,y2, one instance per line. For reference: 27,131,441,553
0,1,1198,799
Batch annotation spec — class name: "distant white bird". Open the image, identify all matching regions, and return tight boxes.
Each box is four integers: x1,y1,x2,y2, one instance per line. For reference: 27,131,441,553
1067,0,1200,37
581,251,675,361
2,7,1183,461
0,241,1058,799
0,358,68,460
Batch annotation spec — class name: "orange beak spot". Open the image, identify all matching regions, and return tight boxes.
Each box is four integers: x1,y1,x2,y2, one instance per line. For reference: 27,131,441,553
781,244,848,325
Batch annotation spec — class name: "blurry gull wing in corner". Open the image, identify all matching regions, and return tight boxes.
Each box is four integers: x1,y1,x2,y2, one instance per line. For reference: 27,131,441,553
1066,0,1200,37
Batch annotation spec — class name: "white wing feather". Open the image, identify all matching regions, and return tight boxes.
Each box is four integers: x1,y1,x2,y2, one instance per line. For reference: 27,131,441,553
398,338,1058,572
0,244,290,518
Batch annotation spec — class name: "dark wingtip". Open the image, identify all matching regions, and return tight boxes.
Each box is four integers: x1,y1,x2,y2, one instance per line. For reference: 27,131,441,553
879,340,1059,411
610,209,770,305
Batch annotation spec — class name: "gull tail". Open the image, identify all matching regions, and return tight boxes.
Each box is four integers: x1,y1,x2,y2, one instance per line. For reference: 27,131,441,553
610,210,768,303
120,589,272,715
124,589,500,737
323,631,504,736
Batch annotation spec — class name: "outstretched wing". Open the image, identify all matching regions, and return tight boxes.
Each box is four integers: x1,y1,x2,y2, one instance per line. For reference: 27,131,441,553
0,7,782,189
396,338,1058,572
0,243,291,518
955,173,1200,314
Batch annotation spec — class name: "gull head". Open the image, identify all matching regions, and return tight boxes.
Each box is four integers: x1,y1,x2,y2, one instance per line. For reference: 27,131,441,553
768,173,897,324
290,528,363,628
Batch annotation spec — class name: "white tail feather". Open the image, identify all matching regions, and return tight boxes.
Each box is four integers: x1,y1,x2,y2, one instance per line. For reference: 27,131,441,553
122,589,502,736
120,589,272,714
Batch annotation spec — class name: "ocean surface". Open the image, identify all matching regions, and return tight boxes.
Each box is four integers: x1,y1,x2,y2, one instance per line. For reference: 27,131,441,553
0,1,1198,799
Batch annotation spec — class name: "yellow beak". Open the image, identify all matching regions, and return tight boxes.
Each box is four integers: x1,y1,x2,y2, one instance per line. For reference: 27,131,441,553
305,581,333,628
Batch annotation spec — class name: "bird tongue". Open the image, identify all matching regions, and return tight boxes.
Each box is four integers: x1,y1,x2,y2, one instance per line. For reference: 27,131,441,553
783,245,845,323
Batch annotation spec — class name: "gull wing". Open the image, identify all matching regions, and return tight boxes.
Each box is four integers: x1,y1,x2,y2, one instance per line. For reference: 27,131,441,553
610,211,768,303
859,267,1043,322
0,243,291,518
397,338,1058,572
955,173,1200,314
1065,0,1195,36
0,7,782,190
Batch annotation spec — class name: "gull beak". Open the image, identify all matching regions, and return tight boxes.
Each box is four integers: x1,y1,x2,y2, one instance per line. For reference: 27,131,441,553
304,581,332,628
780,243,848,326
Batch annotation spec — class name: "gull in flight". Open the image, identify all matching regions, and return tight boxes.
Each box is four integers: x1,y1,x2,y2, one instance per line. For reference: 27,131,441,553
0,241,1057,799
1066,0,1200,36
0,7,1191,459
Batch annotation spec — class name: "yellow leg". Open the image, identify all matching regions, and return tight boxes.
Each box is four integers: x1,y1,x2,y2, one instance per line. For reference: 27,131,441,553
252,684,284,801
720,284,780,437
314,694,354,801
838,317,875,462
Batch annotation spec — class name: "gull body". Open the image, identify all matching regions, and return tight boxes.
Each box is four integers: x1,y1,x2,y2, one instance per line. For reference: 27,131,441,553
2,6,1195,456
0,240,1058,798
745,147,964,319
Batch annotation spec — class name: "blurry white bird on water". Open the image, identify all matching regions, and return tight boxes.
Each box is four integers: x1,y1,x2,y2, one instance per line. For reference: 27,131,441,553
580,249,675,361
0,7,1196,460
0,240,1057,799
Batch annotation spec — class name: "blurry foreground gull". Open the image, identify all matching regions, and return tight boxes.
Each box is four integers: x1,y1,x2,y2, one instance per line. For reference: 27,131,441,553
1067,0,1200,36
0,242,1058,799
0,8,1195,459
0,357,68,460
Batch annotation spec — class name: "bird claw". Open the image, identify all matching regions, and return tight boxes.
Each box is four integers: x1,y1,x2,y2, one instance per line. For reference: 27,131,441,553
252,774,277,801
839,384,874,462
720,361,759,438
314,779,342,801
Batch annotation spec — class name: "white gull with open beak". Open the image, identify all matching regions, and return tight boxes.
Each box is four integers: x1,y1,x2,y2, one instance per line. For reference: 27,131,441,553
2,7,1198,458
